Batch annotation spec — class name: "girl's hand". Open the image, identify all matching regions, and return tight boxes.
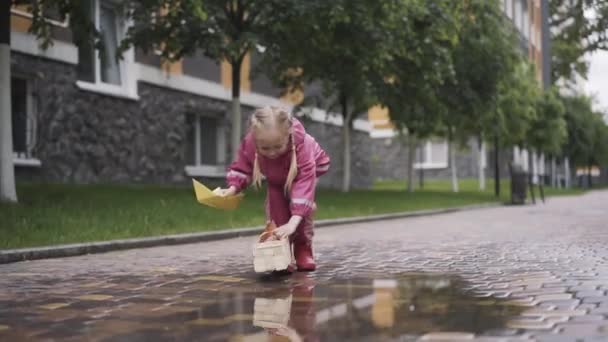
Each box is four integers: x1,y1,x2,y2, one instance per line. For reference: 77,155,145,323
273,216,302,239
213,186,237,197
274,223,297,239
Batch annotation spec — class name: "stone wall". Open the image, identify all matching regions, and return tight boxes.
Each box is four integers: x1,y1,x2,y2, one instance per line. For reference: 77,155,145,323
13,52,237,184
370,136,482,181
369,136,410,181
299,117,372,189
369,135,513,183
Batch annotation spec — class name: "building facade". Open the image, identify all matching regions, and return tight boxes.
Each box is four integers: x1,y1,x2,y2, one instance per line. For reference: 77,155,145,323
8,1,556,190
8,2,378,189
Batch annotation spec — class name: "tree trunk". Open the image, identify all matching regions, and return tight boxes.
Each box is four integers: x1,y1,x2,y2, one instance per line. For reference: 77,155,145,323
564,157,571,188
449,128,458,193
419,166,424,189
588,161,593,188
540,153,546,186
230,58,243,162
478,140,486,191
407,135,415,193
528,149,536,204
494,136,500,198
538,153,546,203
0,2,17,203
341,122,352,192
551,156,557,188
340,95,352,192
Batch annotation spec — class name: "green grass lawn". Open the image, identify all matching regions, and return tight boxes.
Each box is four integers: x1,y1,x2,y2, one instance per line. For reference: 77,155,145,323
373,178,585,198
0,179,584,250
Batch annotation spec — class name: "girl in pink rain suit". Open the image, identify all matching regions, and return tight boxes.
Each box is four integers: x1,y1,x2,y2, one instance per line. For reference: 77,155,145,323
217,106,330,271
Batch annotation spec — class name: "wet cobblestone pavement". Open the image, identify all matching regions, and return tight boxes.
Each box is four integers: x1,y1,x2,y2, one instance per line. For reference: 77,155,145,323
1,190,608,341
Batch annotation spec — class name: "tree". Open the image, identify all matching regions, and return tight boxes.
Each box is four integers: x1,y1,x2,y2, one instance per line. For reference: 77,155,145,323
375,0,459,192
562,95,595,169
0,0,149,203
495,62,540,147
2,0,87,202
262,0,398,192
487,61,539,196
120,0,287,162
562,94,608,187
1,1,17,202
587,112,608,186
438,0,520,193
550,0,608,82
537,87,568,186
524,86,567,196
528,87,567,157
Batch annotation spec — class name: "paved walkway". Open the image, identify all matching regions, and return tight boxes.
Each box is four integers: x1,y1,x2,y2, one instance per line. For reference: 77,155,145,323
1,191,608,341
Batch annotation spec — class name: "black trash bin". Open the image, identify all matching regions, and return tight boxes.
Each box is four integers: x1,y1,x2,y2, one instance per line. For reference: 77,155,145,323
511,169,528,205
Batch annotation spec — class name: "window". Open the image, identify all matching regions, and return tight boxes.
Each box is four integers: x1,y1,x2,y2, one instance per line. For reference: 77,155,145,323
11,78,40,167
76,0,138,100
505,0,513,19
99,3,122,84
185,114,227,177
514,0,523,30
11,4,69,28
182,50,221,83
11,2,73,43
414,140,448,169
250,49,282,98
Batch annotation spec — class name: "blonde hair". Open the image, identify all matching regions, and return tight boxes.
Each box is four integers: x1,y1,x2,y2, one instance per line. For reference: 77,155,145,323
250,106,298,194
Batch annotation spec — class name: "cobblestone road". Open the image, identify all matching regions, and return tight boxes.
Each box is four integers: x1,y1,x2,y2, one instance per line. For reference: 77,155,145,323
1,191,608,341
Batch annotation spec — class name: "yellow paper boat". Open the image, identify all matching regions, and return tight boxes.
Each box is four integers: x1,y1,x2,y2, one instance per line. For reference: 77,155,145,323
192,179,244,210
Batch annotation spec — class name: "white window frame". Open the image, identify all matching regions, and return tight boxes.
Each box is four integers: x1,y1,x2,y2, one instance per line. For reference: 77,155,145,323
414,140,448,170
11,5,70,28
11,77,41,167
184,115,227,178
75,0,139,101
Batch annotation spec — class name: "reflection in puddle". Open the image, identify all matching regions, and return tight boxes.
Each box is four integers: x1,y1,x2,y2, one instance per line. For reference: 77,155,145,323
247,273,524,341
0,272,525,341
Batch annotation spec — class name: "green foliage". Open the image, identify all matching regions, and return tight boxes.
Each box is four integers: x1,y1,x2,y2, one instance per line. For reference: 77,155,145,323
15,0,100,50
440,0,521,145
262,0,397,120
561,94,608,167
528,87,567,155
590,115,608,165
25,0,282,77
377,0,460,139
550,0,608,82
119,0,285,74
491,61,540,148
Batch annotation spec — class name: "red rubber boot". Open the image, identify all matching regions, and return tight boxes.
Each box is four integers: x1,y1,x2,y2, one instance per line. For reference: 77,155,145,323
294,240,316,271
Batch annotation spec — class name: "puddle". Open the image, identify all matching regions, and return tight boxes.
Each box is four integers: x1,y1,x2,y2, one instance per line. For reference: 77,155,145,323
0,272,525,341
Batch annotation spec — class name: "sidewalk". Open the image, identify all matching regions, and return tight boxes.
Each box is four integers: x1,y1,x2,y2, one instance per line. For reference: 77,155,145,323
1,190,607,341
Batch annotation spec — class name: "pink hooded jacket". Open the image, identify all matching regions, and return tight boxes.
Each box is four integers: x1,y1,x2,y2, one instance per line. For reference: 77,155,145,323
226,118,330,217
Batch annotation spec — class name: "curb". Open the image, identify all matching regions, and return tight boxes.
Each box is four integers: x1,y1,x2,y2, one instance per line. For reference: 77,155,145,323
0,203,501,264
